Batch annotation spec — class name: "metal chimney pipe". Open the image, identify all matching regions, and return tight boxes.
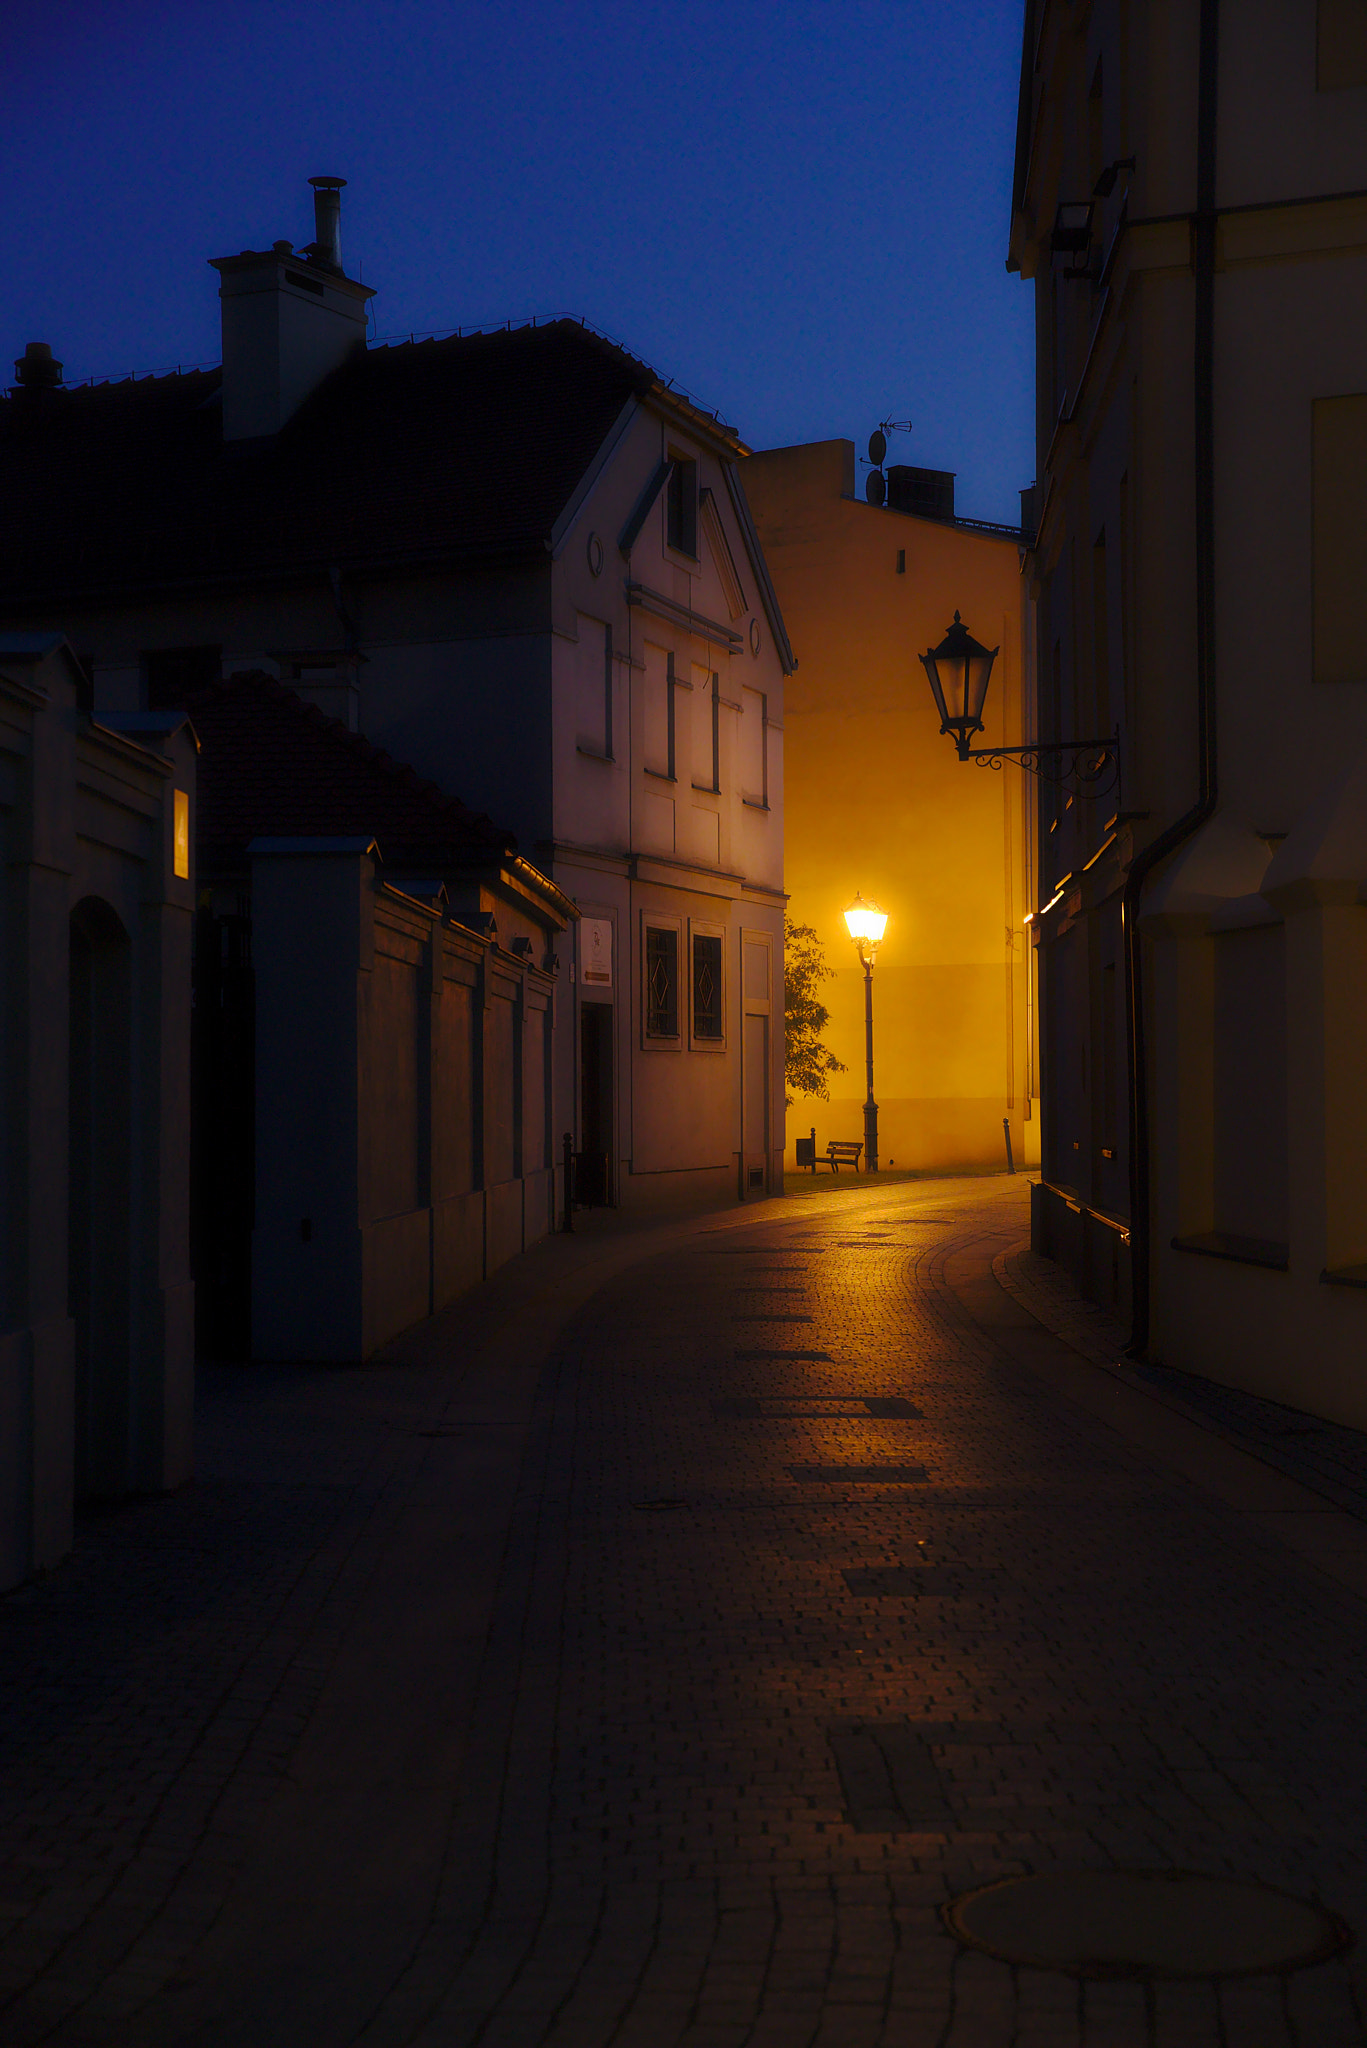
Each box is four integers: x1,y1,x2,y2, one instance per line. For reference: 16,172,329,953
307,176,346,272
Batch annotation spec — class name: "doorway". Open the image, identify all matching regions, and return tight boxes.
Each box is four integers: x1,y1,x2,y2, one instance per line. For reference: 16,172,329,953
743,1012,769,1196
579,1001,613,1206
68,899,132,1501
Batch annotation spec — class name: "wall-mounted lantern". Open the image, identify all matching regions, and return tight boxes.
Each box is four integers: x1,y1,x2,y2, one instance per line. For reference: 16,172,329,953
919,611,1119,798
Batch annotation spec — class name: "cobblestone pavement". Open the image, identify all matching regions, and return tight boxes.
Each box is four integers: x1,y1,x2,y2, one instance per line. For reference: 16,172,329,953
998,1245,1367,1520
3,1177,1367,2046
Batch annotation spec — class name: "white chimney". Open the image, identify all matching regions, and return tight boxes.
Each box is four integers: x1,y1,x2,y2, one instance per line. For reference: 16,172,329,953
210,176,374,442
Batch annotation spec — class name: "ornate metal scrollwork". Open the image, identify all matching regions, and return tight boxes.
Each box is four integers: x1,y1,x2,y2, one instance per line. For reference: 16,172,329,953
965,734,1120,801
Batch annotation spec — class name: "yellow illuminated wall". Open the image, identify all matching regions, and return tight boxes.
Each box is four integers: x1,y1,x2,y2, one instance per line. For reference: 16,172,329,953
744,440,1037,1173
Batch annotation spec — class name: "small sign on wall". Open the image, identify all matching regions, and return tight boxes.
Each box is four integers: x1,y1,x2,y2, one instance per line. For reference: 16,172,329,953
582,918,612,988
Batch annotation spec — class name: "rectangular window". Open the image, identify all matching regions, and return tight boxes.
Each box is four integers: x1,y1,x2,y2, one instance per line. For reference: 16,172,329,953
692,932,723,1041
644,643,675,777
1313,395,1367,683
603,622,613,758
1213,924,1288,1251
1319,0,1367,87
740,686,767,806
691,665,719,791
1092,526,1109,735
573,615,612,758
645,926,678,1038
666,455,698,557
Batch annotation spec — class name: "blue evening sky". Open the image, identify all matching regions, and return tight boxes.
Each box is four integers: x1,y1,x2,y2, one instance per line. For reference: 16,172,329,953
6,0,1033,526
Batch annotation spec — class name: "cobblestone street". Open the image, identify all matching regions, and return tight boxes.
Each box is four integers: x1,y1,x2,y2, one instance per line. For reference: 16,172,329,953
3,1176,1367,2046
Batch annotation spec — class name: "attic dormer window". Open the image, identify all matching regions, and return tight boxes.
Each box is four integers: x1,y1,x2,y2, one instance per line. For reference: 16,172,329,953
666,455,698,558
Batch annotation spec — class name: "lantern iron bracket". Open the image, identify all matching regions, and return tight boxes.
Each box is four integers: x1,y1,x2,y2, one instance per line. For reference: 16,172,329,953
952,729,1121,800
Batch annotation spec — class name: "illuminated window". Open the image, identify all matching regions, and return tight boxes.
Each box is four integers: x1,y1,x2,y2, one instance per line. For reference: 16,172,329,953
692,932,723,1041
666,455,697,557
645,926,678,1038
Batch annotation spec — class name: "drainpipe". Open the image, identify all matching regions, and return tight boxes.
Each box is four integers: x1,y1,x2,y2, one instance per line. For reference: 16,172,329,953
1123,0,1220,1356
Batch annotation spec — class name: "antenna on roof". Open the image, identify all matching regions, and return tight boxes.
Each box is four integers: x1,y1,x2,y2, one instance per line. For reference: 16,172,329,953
863,416,913,505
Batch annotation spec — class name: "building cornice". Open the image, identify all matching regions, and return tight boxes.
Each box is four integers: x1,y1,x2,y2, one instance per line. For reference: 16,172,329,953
625,581,744,655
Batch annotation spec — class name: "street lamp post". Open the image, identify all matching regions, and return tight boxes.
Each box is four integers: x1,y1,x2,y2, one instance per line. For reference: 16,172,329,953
843,893,888,1173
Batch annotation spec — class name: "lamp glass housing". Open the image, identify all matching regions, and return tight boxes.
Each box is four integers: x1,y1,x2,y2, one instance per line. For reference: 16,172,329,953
920,611,1000,756
843,892,888,951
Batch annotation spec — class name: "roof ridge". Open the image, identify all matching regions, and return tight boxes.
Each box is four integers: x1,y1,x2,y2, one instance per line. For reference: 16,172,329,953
202,669,513,846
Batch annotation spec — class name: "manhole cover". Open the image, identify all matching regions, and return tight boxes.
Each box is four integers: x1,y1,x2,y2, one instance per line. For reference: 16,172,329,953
944,1872,1349,1980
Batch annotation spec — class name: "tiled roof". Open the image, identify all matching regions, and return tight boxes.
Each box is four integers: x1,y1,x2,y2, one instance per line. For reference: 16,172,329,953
189,671,515,871
0,319,657,604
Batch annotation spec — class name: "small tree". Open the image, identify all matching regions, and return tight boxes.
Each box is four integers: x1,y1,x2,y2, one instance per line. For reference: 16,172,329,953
783,916,847,1110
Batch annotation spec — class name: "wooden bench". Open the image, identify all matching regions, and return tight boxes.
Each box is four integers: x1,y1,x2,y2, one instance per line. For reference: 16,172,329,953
794,1133,864,1174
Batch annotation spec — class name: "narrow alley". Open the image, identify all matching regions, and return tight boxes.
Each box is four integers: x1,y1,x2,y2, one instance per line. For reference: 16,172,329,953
3,1178,1366,2047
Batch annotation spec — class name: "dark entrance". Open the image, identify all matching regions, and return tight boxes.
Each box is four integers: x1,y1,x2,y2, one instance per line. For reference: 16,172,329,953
578,1001,613,1206
191,902,255,1358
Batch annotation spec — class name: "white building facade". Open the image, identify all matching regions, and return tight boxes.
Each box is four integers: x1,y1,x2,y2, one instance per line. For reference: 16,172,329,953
0,181,792,1227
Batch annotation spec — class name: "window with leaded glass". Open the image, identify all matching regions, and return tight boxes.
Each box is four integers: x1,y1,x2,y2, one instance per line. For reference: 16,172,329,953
645,926,678,1037
692,933,723,1041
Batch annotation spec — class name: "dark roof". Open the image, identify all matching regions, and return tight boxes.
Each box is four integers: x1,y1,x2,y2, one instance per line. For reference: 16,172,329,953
188,671,515,872
0,319,660,604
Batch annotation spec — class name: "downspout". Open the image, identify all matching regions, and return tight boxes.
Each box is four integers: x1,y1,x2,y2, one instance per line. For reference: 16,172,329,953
1123,0,1220,1355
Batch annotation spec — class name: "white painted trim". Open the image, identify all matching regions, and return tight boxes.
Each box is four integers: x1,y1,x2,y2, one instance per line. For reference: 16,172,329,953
549,396,641,558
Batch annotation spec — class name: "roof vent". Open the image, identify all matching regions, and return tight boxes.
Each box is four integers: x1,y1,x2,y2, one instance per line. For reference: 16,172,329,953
887,465,955,522
306,176,346,274
14,341,62,390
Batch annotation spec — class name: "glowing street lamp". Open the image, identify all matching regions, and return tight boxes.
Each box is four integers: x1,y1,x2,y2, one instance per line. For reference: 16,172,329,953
843,893,888,1172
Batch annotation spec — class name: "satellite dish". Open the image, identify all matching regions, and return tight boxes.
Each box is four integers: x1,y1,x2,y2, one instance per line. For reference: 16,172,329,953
865,470,886,508
868,428,887,466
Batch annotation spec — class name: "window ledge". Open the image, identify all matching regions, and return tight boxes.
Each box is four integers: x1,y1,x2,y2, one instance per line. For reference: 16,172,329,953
691,781,719,795
741,796,769,812
576,743,614,763
1322,1264,1367,1290
643,767,676,784
1171,1231,1288,1272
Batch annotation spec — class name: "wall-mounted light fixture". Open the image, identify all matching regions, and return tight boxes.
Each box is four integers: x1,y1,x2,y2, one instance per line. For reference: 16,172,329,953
919,612,1119,799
